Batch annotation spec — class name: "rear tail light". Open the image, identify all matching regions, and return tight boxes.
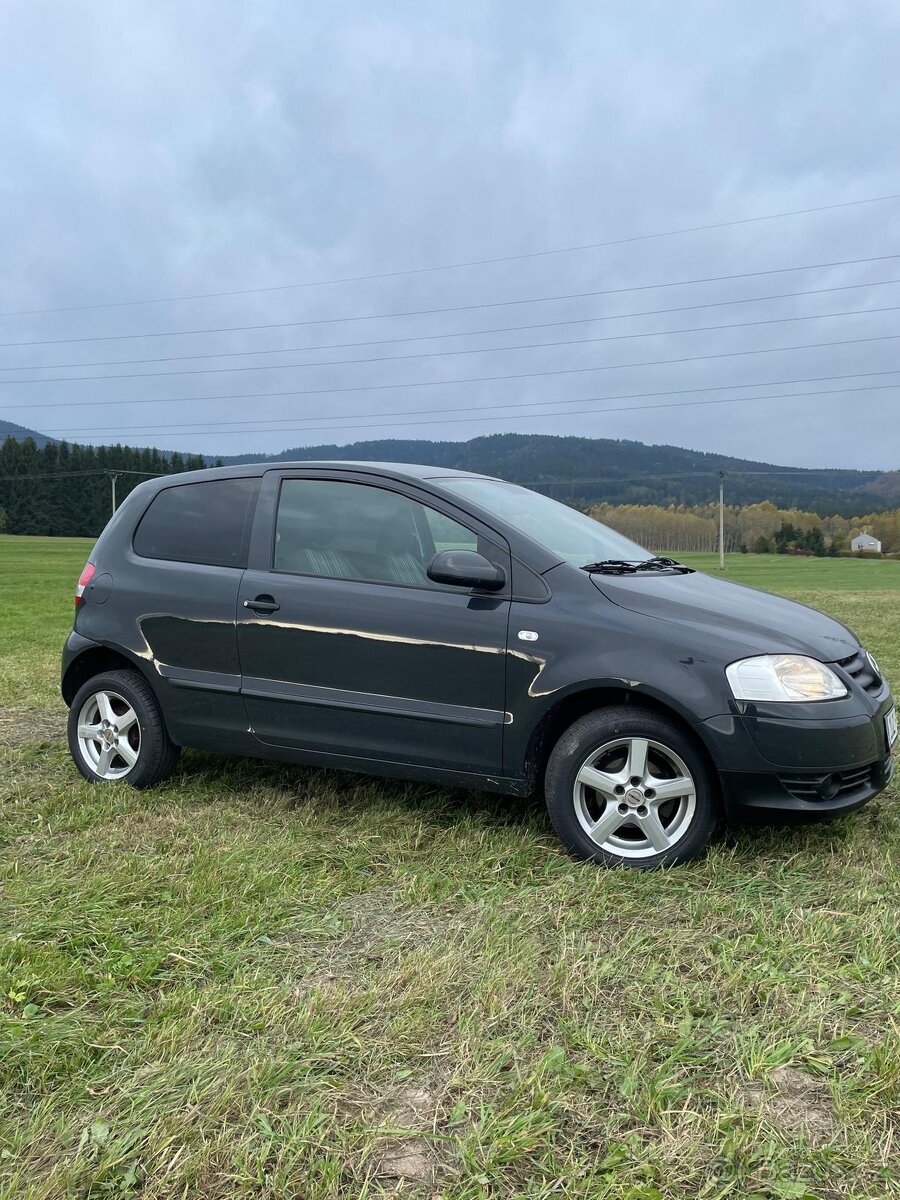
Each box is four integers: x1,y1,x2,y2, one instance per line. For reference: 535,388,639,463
75,562,96,606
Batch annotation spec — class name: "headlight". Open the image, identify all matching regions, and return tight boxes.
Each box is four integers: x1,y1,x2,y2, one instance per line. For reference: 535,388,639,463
726,654,848,702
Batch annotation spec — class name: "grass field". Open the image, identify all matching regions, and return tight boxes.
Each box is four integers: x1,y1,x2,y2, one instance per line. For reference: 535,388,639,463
1,535,899,1199
678,552,900,594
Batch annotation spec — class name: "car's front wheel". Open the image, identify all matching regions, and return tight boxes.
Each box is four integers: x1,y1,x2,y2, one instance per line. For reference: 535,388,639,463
67,669,180,789
544,706,719,867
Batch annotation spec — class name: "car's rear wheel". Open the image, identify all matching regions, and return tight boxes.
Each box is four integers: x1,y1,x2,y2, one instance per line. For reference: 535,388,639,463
544,706,718,867
67,669,180,789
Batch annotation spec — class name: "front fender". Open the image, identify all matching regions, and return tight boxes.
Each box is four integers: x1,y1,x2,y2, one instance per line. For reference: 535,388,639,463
503,597,733,778
524,647,724,725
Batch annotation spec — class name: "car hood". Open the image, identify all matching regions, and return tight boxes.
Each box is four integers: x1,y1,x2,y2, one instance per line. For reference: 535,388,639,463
589,569,858,661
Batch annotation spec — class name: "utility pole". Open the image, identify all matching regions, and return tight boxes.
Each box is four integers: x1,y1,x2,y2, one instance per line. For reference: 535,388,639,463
110,472,119,517
718,471,726,571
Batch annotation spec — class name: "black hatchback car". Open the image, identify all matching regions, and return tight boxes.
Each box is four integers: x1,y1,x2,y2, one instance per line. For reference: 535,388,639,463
62,461,896,868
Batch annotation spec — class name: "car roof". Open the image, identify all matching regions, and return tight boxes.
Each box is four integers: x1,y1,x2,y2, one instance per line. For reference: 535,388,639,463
146,460,497,486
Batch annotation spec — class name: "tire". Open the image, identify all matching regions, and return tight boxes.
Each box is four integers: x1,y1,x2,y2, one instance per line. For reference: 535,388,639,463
67,669,180,790
544,706,718,868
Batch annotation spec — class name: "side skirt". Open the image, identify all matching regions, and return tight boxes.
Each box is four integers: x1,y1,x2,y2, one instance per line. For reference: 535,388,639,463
175,735,533,796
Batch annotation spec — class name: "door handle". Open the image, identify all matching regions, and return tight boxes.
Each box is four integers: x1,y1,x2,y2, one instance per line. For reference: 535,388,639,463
243,595,280,614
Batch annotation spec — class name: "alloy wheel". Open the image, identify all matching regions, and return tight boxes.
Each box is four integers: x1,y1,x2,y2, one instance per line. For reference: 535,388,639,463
76,689,141,780
573,736,697,860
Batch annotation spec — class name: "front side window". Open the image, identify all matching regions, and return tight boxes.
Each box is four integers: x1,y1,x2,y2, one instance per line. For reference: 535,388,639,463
274,479,481,587
133,478,257,567
440,477,648,567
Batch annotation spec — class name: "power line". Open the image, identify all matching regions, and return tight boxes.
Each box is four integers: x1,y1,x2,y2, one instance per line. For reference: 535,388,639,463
102,467,164,476
732,468,880,477
0,463,880,485
5,363,900,418
1,330,898,392
0,469,112,482
529,467,881,487
3,192,898,320
0,468,165,482
6,279,900,375
28,380,900,441
36,376,898,435
2,252,899,349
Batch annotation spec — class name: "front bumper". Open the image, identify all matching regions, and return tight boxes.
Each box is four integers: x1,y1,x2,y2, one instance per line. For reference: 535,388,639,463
719,753,893,815
699,689,896,817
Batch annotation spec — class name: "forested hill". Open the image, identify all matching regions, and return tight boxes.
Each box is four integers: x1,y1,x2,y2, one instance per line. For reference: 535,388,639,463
1,429,898,536
222,433,899,514
0,419,53,448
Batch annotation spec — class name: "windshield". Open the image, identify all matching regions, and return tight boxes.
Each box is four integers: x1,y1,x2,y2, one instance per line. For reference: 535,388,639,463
440,477,649,567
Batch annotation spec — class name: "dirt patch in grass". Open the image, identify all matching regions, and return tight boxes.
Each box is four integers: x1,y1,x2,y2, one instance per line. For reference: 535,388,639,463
740,1065,837,1145
336,890,440,956
0,704,66,749
373,1080,440,1185
280,889,449,995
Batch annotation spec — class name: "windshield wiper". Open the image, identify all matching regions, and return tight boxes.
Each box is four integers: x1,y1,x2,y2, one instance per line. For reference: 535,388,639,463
580,556,694,575
636,556,693,574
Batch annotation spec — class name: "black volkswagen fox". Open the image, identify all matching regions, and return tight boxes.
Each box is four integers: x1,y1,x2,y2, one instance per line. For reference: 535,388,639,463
62,462,896,868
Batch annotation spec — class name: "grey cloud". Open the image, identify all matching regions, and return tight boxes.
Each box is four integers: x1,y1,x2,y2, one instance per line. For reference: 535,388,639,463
1,0,899,468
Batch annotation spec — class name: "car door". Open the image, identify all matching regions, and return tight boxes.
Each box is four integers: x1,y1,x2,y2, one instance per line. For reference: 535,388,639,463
236,470,511,777
125,475,259,746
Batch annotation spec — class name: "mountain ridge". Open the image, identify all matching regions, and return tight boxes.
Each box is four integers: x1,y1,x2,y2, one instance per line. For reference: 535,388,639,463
0,419,54,448
218,432,898,513
2,424,897,515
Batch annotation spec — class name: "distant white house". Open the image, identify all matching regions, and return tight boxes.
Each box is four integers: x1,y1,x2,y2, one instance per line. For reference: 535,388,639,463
851,531,882,554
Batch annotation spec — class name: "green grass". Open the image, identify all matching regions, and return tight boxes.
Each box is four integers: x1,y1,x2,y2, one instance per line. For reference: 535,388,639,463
0,536,94,709
678,552,900,593
1,536,899,1199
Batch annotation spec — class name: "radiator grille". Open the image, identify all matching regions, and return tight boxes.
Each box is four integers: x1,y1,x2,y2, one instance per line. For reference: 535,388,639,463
836,648,882,695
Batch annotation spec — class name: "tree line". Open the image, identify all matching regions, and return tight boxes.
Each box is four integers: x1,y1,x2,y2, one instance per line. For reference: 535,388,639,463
588,500,900,555
2,435,898,555
0,438,211,537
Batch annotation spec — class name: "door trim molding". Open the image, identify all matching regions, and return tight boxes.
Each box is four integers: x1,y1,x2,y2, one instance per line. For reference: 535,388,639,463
241,675,506,728
158,664,241,694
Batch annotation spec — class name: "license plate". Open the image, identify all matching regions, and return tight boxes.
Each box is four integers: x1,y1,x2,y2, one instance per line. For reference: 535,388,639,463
886,705,898,749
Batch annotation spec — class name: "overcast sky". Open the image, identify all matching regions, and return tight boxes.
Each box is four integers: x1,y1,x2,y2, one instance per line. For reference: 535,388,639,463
1,0,899,468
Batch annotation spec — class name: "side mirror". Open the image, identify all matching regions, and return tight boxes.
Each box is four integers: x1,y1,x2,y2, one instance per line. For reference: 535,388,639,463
427,549,506,591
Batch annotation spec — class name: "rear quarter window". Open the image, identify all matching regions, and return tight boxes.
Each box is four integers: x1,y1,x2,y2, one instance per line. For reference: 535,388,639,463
133,478,258,567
